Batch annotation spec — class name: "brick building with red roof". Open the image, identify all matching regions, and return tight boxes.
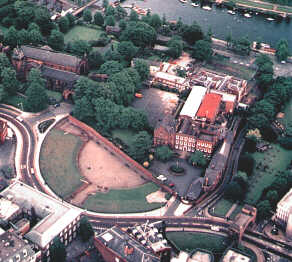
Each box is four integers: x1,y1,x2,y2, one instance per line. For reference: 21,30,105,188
196,93,222,123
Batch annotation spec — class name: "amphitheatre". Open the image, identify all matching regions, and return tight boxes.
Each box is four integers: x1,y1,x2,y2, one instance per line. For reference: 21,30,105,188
40,116,168,213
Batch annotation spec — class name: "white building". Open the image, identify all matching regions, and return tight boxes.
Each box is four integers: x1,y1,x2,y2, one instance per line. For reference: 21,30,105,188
0,181,83,260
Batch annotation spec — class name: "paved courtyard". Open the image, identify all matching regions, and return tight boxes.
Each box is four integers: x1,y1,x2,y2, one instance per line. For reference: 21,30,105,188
149,158,203,197
131,88,179,128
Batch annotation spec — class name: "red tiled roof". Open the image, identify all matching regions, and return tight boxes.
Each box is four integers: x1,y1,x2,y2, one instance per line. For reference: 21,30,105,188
225,101,235,113
196,93,222,122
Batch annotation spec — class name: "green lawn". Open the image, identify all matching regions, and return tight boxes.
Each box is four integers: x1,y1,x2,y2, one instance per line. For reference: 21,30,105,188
235,0,274,10
111,128,136,148
46,90,62,102
64,25,103,43
40,128,83,198
277,6,292,13
245,143,292,205
83,183,163,213
166,232,231,256
204,59,255,80
213,199,233,217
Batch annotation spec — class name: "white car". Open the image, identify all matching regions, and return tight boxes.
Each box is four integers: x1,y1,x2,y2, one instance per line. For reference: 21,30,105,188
157,175,167,181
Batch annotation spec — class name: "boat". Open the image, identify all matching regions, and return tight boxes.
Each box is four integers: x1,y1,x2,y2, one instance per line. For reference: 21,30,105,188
202,6,212,10
266,17,275,21
227,10,236,15
244,13,252,18
191,3,199,7
179,0,188,3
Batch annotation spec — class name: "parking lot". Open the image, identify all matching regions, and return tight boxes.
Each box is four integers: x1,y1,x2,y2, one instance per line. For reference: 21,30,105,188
131,88,179,128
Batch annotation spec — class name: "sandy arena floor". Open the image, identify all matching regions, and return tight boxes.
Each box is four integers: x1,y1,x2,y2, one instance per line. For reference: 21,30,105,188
71,140,146,205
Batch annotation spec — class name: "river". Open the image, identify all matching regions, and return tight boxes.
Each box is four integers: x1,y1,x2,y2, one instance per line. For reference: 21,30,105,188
121,0,292,50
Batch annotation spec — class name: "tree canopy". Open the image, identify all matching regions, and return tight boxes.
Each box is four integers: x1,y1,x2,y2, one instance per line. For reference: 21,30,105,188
276,39,289,62
155,146,174,162
188,151,207,167
129,131,152,162
192,40,213,61
49,237,66,262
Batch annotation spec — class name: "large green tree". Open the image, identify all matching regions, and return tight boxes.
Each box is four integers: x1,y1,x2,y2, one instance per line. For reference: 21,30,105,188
58,16,70,33
34,8,54,35
188,151,207,167
88,50,104,70
276,39,289,62
83,9,92,23
192,40,213,61
78,217,94,242
3,26,18,48
129,131,152,162
69,40,91,56
49,237,66,262
99,60,123,76
94,12,104,26
24,81,48,112
120,21,157,48
149,14,162,30
48,30,65,51
182,21,204,45
28,29,43,46
155,146,174,162
257,200,271,220
1,68,19,95
117,41,138,62
133,59,149,82
167,37,183,59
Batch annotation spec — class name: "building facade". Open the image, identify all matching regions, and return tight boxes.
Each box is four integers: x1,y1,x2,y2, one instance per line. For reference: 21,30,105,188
0,120,8,144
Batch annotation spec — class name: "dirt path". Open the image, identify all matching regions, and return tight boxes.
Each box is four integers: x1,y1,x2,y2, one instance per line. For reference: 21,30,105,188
70,140,146,205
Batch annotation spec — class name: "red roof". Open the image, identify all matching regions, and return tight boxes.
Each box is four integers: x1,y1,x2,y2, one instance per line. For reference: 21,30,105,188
196,93,222,122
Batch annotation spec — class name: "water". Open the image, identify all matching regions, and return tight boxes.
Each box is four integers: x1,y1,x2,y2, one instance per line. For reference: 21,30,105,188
122,0,292,49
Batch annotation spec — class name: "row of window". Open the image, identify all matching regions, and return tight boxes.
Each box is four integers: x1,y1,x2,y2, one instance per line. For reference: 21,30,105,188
176,136,195,142
197,142,212,148
9,249,28,262
175,140,196,147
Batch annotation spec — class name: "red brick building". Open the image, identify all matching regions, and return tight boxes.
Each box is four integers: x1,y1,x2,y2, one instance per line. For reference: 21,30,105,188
0,120,8,144
11,45,87,91
196,93,222,123
153,115,176,147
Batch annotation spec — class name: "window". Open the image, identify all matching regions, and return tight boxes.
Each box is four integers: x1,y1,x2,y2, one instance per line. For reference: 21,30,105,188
180,137,183,140
188,147,190,151
180,141,183,145
176,140,179,144
184,137,187,141
23,249,28,257
184,142,187,145
16,254,20,262
176,135,179,139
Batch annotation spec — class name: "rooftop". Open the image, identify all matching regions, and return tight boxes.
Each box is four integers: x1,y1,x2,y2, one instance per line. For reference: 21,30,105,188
0,231,36,262
0,182,83,249
180,86,207,119
0,198,20,222
41,66,80,83
95,226,160,262
16,45,82,69
196,93,222,122
221,249,251,262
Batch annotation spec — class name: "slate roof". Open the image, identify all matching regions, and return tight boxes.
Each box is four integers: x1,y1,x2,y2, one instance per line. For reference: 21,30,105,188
41,66,80,83
156,114,176,133
20,45,82,68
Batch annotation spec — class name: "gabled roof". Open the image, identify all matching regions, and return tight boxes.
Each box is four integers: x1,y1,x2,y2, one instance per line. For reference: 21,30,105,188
196,93,222,121
41,66,80,83
19,45,82,68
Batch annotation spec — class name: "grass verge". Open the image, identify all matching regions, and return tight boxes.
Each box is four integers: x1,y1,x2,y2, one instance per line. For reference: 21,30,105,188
83,183,163,213
213,198,233,217
40,128,83,198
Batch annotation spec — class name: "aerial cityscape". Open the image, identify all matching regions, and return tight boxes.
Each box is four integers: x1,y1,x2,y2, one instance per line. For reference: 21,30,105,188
0,0,291,261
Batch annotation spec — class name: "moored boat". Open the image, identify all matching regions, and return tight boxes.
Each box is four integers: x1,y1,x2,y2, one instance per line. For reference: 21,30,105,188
191,3,199,7
266,17,275,21
244,13,252,18
227,10,236,15
179,0,188,3
202,5,212,10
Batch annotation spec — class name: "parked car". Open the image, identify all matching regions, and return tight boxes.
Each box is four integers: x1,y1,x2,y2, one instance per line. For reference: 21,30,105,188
54,103,60,108
157,175,167,181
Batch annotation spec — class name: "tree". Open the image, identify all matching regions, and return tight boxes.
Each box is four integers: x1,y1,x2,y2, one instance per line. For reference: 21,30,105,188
58,16,70,33
88,50,104,70
129,131,152,162
182,21,204,45
155,146,174,162
28,23,40,32
224,181,244,201
3,26,18,48
244,135,257,153
105,15,115,26
257,200,271,220
250,99,275,120
276,39,289,62
247,113,269,130
238,153,254,176
192,40,213,61
17,29,30,45
188,151,207,167
66,13,76,28
102,0,109,8
122,68,141,90
1,68,19,95
266,190,278,205
50,237,66,262
69,40,92,56
230,36,251,56
94,12,104,26
278,136,292,150
34,8,54,35
78,217,94,242
117,41,138,62
0,54,11,76
130,108,148,130
106,5,116,16
48,30,64,51
28,29,43,46
120,21,157,48
73,97,95,124
149,14,162,30
119,19,127,30
115,6,127,20
234,171,248,190
24,81,49,112
0,86,8,102
99,60,123,76
129,10,139,22
133,59,149,82
83,9,92,23
167,37,183,59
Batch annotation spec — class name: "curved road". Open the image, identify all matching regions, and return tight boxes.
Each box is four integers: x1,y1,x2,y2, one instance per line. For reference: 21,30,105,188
1,105,292,260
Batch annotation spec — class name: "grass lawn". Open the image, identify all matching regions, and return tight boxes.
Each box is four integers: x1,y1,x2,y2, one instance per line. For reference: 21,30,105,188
64,25,103,44
245,143,292,205
166,232,230,257
213,198,233,217
229,204,243,220
83,183,163,213
111,128,136,148
3,95,25,109
40,128,83,198
46,90,62,102
277,6,292,13
235,0,274,10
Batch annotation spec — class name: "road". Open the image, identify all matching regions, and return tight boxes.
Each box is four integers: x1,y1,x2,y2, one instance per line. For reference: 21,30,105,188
2,104,292,260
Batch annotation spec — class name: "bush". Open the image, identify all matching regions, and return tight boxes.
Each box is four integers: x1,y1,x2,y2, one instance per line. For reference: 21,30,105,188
170,164,184,173
155,146,174,162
